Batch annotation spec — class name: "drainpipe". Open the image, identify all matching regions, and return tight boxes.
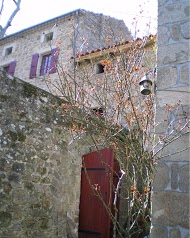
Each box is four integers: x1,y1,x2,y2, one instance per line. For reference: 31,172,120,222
72,9,79,58
72,9,79,100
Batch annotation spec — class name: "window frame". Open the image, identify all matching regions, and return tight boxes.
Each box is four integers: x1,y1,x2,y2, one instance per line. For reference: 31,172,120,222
5,47,13,56
3,65,10,73
40,29,57,44
95,63,104,74
40,53,52,76
45,32,53,42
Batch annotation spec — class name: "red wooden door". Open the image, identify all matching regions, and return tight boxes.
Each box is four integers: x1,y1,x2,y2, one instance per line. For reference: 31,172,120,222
78,148,114,238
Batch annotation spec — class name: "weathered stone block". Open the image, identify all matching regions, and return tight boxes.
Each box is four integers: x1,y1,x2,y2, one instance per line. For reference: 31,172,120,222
24,181,34,191
3,181,12,194
41,176,51,184
154,106,170,134
158,26,170,44
153,162,169,192
158,2,190,25
170,228,180,238
41,194,51,209
150,224,168,238
156,90,189,108
171,24,181,41
13,189,28,204
178,164,189,192
157,66,177,89
152,191,189,228
31,175,41,183
12,162,25,173
8,172,20,183
0,158,8,171
181,21,190,39
157,43,190,66
159,134,189,161
0,211,12,228
179,64,189,85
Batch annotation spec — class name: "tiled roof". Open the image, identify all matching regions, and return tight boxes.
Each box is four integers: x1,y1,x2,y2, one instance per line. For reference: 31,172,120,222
74,34,156,60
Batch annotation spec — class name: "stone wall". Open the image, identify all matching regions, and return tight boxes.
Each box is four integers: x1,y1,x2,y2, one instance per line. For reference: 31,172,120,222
76,10,132,53
0,70,82,238
151,0,189,237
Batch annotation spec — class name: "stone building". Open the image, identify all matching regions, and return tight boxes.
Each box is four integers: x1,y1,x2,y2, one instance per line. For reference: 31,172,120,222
151,0,189,238
0,9,132,91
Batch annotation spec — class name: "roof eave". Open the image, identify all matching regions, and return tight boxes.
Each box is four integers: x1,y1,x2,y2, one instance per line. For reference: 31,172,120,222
75,35,156,62
0,9,82,42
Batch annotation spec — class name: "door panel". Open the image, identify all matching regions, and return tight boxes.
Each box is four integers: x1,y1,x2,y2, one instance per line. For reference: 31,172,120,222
79,148,114,238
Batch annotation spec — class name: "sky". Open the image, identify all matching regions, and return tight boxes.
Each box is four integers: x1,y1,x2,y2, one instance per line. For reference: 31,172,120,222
1,0,157,37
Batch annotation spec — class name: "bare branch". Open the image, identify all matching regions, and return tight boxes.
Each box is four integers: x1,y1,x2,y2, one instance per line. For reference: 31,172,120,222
154,120,190,157
0,0,21,38
40,29,187,237
0,0,5,15
159,146,190,159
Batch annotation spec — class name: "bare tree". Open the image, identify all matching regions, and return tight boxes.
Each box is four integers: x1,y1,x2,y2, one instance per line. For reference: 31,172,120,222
0,0,21,38
34,14,189,238
40,32,189,237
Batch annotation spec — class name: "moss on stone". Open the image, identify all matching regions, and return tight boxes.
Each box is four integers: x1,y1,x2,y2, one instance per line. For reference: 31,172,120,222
17,131,26,142
0,211,12,228
12,78,18,87
8,130,26,142
38,152,49,161
32,176,41,183
3,182,12,193
37,167,47,176
8,131,18,141
30,203,41,209
22,84,37,98
41,195,51,209
8,173,20,182
12,162,25,173
55,127,62,134
19,111,28,118
0,94,10,102
40,218,49,229
41,177,50,184
24,181,34,191
24,217,37,228
45,107,52,123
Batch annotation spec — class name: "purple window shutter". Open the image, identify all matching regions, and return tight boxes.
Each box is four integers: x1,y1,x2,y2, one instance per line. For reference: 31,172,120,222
49,48,59,74
8,61,16,76
29,53,39,79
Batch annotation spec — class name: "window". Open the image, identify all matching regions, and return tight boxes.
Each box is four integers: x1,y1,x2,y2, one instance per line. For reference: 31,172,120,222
96,63,104,74
3,61,16,76
40,53,52,76
3,65,9,73
5,47,13,56
45,32,53,42
29,48,59,79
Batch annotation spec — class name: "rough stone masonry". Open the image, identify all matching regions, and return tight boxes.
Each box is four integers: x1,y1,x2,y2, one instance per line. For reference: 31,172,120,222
151,0,190,237
0,71,82,238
